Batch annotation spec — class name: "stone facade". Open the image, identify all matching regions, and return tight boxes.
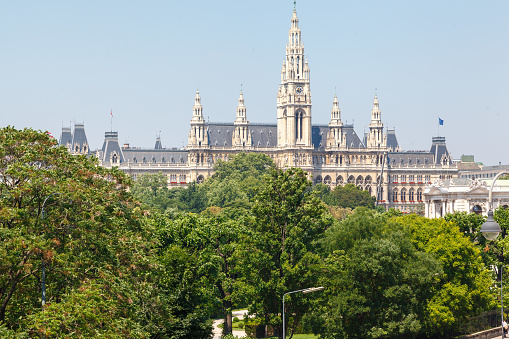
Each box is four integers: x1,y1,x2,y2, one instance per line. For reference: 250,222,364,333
424,178,509,218
61,6,458,212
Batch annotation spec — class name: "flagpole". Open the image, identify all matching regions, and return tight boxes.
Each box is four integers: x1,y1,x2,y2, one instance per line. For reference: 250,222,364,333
438,116,440,137
110,109,113,132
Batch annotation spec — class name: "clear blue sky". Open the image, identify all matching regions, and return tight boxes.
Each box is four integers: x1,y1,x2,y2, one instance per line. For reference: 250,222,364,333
1,1,508,165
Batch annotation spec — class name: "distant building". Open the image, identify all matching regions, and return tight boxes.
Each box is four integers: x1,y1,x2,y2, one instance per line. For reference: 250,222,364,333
59,123,90,155
424,178,509,218
60,6,458,212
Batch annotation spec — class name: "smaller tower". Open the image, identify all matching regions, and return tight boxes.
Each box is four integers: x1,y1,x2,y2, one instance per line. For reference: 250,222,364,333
188,90,208,148
233,90,251,148
326,93,344,148
154,135,163,149
59,126,72,152
366,95,386,149
71,123,89,155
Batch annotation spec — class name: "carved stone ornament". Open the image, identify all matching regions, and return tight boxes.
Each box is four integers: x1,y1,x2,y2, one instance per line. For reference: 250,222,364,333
431,179,444,187
469,179,487,190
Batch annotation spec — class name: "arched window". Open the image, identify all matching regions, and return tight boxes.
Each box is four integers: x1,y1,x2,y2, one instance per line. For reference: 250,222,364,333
401,189,407,202
356,176,364,186
392,189,398,202
324,175,332,185
197,175,205,184
365,176,372,185
417,189,423,201
409,189,415,202
295,109,304,141
314,175,322,185
472,205,482,215
348,175,355,184
336,175,344,185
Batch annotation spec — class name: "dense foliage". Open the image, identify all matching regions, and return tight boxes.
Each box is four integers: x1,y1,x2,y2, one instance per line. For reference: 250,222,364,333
1,132,499,339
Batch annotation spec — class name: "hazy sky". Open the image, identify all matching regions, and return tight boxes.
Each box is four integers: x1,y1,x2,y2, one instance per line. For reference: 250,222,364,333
1,1,508,165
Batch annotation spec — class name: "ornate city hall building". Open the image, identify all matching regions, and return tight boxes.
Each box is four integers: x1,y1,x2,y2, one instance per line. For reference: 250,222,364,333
60,7,457,213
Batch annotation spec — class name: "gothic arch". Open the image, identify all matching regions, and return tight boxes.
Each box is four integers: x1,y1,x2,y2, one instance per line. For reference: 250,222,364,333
392,188,399,202
409,188,415,202
197,174,205,184
348,175,355,184
314,175,323,185
336,175,344,186
400,188,407,202
365,176,372,185
295,108,306,141
324,175,332,186
417,188,423,201
356,175,364,186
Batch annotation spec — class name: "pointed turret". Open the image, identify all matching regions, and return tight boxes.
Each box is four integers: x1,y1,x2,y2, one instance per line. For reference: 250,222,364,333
366,94,386,149
192,90,204,122
327,93,344,148
233,89,251,148
235,90,247,123
188,90,208,148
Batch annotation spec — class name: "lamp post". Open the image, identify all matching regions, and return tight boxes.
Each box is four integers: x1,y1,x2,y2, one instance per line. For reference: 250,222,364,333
480,171,509,336
40,193,62,310
282,286,324,339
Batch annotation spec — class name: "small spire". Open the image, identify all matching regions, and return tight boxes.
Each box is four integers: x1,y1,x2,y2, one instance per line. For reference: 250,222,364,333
240,83,243,93
294,0,296,11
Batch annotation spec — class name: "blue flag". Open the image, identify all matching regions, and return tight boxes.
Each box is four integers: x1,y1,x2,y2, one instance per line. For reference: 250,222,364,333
439,118,444,126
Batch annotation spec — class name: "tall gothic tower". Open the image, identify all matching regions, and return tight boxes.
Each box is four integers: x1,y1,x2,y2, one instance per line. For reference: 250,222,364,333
277,5,312,148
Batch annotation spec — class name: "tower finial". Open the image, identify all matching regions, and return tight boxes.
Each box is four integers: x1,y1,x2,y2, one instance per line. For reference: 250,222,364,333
294,0,296,11
240,83,243,93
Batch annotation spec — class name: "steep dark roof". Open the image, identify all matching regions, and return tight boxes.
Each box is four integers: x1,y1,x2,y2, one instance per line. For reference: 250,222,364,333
207,123,233,148
72,123,88,152
155,137,163,150
386,129,399,151
430,136,451,165
250,124,277,148
206,123,277,148
101,131,124,163
312,124,363,150
59,127,72,148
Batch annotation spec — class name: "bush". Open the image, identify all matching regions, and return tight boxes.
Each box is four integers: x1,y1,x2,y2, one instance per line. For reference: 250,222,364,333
233,316,239,323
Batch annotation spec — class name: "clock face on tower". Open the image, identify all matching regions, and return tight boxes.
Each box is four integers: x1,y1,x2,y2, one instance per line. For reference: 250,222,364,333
295,86,303,95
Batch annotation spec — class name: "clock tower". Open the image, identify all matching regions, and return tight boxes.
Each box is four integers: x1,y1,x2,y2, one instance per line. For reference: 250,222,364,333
277,5,312,148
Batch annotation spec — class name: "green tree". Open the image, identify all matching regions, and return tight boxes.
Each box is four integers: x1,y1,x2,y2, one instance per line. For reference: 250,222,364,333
155,211,247,336
314,209,495,339
316,208,441,339
239,167,332,338
0,127,156,337
322,183,375,209
391,214,496,337
130,171,172,212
